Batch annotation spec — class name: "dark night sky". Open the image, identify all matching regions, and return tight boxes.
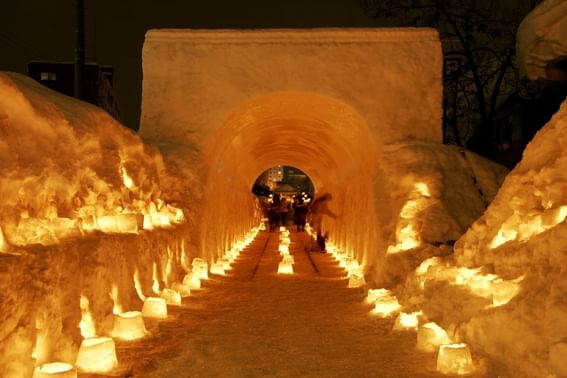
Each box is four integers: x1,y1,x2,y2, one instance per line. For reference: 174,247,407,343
0,0,378,130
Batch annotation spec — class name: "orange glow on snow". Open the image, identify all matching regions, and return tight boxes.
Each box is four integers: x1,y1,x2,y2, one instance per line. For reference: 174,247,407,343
109,285,123,315
490,205,567,248
368,289,401,317
436,343,475,375
133,269,146,302
152,262,160,294
417,322,452,352
277,261,293,274
79,295,96,339
160,288,182,305
393,311,422,331
387,182,430,254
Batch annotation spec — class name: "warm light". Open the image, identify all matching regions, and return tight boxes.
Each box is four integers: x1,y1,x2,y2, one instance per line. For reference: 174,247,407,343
210,262,226,275
282,254,294,264
372,292,402,318
277,261,294,274
183,273,201,289
133,269,146,301
415,182,430,197
33,362,76,378
348,272,365,288
221,258,231,270
160,288,182,305
0,225,8,252
436,343,474,375
393,311,422,331
172,282,191,297
109,285,122,315
79,295,96,338
120,166,135,190
141,297,167,318
278,244,290,254
152,262,160,294
111,311,147,340
192,258,209,280
366,288,391,304
75,337,118,373
417,322,452,352
491,276,523,307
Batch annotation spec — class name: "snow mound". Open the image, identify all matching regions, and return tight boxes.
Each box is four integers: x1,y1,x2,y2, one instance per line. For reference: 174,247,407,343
517,0,567,80
0,72,184,249
407,99,567,377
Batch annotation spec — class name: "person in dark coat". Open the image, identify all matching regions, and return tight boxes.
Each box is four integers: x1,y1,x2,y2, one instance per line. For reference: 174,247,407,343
292,196,309,232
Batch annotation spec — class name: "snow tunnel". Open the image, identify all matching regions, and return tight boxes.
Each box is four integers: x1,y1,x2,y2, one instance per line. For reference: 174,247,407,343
139,28,447,282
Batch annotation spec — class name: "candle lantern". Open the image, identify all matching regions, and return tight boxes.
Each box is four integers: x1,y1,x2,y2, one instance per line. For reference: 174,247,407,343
112,311,147,340
183,273,201,289
142,297,168,318
33,362,77,378
160,288,182,305
75,337,118,373
277,261,293,274
436,343,474,375
348,272,365,288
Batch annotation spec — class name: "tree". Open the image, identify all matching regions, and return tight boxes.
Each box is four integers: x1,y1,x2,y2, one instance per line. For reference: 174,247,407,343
361,0,541,158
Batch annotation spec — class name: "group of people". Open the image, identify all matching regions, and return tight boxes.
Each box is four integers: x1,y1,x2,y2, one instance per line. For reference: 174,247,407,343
263,192,337,252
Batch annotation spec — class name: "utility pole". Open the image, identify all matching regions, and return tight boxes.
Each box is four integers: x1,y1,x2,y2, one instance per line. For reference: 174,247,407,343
74,0,85,100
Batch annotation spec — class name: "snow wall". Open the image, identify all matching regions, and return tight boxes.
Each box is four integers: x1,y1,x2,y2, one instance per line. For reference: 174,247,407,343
140,28,506,287
0,72,196,376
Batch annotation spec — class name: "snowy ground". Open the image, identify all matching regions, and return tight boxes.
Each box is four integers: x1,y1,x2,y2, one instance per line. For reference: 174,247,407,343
108,230,489,378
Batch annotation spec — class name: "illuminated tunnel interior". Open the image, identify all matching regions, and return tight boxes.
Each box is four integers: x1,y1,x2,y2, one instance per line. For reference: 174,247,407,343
198,91,386,273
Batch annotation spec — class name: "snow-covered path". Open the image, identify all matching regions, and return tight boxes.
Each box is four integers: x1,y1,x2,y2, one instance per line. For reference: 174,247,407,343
114,231,443,377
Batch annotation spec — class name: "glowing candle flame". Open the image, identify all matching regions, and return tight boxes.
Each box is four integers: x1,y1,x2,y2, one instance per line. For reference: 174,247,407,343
133,269,146,301
393,311,422,331
152,262,160,295
120,166,134,190
109,285,123,315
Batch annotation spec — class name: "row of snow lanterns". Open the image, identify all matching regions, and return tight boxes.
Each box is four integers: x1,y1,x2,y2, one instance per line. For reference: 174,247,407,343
33,226,261,377
277,227,294,274
325,241,475,376
365,289,475,375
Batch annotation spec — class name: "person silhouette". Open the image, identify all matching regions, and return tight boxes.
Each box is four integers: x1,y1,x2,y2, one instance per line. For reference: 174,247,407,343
308,193,337,252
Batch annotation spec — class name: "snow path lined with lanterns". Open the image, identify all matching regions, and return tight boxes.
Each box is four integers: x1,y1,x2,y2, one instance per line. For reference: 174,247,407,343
112,231,444,377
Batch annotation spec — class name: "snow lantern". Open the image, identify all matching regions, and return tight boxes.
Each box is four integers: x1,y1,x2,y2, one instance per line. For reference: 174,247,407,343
111,311,147,340
366,288,391,304
417,322,452,352
143,214,154,230
348,272,366,288
346,260,360,275
393,311,422,331
33,362,77,378
277,261,294,274
282,254,294,264
75,337,118,373
96,216,119,233
436,343,474,375
142,297,168,318
210,262,225,275
183,273,201,289
172,282,191,297
221,258,231,270
192,259,209,280
160,288,182,305
278,244,290,254
116,213,144,233
372,291,401,317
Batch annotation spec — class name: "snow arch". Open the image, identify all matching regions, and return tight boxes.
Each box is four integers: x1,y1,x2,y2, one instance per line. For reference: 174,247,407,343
199,91,384,268
140,28,445,280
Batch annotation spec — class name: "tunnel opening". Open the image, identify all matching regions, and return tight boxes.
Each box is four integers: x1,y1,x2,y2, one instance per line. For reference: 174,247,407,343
251,165,315,232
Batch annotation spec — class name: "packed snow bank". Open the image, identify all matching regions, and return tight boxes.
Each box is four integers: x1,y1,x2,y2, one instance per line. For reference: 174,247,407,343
517,0,567,80
402,99,567,377
0,72,184,249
